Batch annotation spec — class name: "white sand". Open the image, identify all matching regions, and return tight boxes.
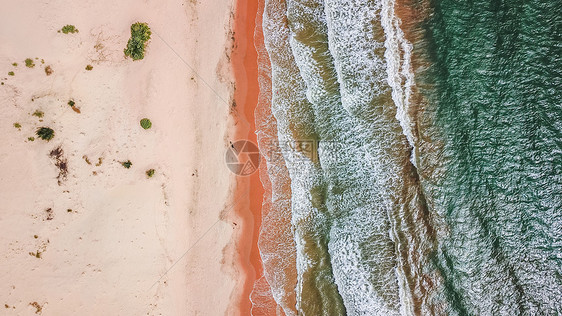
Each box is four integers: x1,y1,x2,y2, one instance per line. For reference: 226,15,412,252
0,0,243,315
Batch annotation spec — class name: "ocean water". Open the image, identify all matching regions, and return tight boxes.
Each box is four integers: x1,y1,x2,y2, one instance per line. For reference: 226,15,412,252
253,0,562,315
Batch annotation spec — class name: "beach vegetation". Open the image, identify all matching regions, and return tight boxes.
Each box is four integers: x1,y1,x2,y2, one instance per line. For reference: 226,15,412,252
30,302,42,314
32,110,44,118
124,22,151,60
28,137,35,141
140,118,152,129
85,64,93,71
146,168,155,178
36,127,54,141
121,160,132,169
8,71,14,76
12,62,17,67
44,65,53,76
83,155,92,165
68,100,75,107
14,123,21,129
25,58,35,68
60,25,78,34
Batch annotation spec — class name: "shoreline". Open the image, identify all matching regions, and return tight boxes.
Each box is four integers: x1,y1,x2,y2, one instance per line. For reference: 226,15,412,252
230,0,273,314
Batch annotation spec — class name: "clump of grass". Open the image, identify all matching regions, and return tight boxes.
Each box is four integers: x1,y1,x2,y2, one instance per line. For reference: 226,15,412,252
36,127,54,141
60,25,78,34
29,301,43,314
25,58,35,68
83,155,92,165
124,22,151,60
50,147,68,185
29,251,42,259
85,64,93,71
12,62,17,67
28,137,35,141
32,110,44,118
67,209,73,213
8,71,14,76
121,160,132,169
140,118,152,129
14,123,21,129
68,100,80,113
146,169,155,178
44,65,53,76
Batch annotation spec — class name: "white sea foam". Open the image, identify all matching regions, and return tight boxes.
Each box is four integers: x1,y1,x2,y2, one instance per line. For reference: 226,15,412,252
261,0,426,314
321,0,419,314
380,0,418,164
263,0,332,313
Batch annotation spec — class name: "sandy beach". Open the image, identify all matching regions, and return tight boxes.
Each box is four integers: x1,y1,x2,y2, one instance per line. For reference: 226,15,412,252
0,0,251,314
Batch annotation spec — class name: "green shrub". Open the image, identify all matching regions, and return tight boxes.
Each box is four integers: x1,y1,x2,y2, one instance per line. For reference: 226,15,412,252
140,118,152,129
85,64,93,71
25,58,35,68
60,25,78,34
146,169,155,178
32,110,44,118
36,127,55,141
68,100,75,107
121,160,132,169
28,137,35,141
14,123,21,129
8,71,14,76
124,22,151,60
12,62,17,67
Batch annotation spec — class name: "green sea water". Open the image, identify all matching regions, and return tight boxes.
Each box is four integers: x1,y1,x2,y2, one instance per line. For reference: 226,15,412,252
420,1,562,314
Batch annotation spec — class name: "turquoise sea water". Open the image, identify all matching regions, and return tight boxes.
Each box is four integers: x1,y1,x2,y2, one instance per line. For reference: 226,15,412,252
255,0,562,314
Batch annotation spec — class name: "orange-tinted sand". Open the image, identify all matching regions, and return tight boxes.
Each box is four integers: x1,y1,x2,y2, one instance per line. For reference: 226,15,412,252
231,0,268,314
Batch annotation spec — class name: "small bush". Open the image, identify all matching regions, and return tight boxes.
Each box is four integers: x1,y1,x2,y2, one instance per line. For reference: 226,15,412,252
32,110,44,118
14,123,21,129
146,169,155,178
8,71,14,76
124,22,151,60
140,118,152,129
36,127,55,141
44,65,53,76
60,25,78,34
12,62,17,67
68,100,75,107
85,64,93,71
121,160,132,169
25,58,35,68
28,137,35,141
